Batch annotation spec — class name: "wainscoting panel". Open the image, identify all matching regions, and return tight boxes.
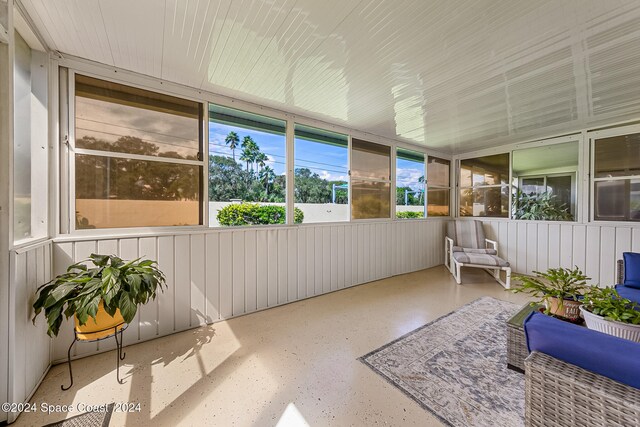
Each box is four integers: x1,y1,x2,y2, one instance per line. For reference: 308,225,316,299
8,241,53,423
51,220,447,362
481,220,638,285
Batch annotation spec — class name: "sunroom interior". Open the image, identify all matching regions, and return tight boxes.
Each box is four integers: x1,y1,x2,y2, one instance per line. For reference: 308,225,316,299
3,0,640,426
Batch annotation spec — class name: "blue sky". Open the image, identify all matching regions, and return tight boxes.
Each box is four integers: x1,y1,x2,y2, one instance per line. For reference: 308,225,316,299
209,121,424,188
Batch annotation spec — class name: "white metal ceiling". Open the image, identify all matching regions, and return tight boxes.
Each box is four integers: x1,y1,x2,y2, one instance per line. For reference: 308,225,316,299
19,0,640,153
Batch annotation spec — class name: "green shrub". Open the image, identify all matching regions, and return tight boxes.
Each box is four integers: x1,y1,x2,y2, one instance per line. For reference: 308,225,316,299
396,211,423,219
217,203,304,226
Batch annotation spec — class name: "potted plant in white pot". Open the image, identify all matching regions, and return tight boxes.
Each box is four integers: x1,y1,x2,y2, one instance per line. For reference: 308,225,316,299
580,286,640,342
510,267,591,321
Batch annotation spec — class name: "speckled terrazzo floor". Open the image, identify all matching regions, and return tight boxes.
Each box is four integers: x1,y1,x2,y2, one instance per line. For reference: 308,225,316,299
13,266,529,427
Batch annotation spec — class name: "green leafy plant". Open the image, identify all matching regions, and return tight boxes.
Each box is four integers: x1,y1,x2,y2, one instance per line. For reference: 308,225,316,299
396,211,423,219
33,254,166,337
510,267,591,314
512,189,573,221
217,203,303,226
582,286,640,325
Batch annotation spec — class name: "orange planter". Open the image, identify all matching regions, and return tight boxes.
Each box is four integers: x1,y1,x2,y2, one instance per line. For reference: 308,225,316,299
74,301,125,340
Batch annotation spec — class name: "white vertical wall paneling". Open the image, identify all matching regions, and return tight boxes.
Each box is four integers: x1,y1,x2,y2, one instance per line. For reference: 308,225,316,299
516,223,527,275
572,226,587,271
615,228,632,264
219,233,233,318
633,228,640,253
585,226,601,284
205,233,221,320
526,224,537,275
547,224,561,269
277,229,288,304
256,230,269,310
330,227,338,291
600,227,616,286
536,223,549,273
9,241,53,419
139,237,159,341
190,234,206,327
297,229,307,298
288,228,298,300
245,230,258,314
49,220,448,362
232,231,245,316
322,227,331,293
173,235,190,330
560,225,573,268
157,236,176,336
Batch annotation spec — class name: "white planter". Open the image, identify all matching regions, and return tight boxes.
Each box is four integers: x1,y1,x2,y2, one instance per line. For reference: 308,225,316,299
580,306,640,343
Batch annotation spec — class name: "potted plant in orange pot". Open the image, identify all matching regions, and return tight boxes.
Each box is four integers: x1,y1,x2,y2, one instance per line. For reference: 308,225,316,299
33,253,166,338
511,267,591,321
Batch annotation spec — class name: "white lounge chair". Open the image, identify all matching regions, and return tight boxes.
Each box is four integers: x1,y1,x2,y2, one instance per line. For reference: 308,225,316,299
444,220,511,288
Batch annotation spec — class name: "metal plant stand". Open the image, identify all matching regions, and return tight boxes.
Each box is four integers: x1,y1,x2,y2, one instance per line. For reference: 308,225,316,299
61,323,128,390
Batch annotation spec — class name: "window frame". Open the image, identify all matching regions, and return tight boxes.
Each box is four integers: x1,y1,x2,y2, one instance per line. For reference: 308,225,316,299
589,123,640,224
457,152,511,219
350,138,393,221
394,147,427,219
426,156,451,218
292,122,351,224
65,69,207,234
56,59,453,236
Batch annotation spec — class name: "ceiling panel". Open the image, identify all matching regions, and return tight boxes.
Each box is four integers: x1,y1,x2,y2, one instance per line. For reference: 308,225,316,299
19,0,640,153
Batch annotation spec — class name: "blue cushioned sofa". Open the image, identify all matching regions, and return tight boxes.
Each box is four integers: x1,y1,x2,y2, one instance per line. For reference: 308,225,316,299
521,252,640,427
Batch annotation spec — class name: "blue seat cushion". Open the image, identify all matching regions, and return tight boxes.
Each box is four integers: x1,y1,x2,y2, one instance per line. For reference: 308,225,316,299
615,284,640,304
624,252,640,289
524,312,640,389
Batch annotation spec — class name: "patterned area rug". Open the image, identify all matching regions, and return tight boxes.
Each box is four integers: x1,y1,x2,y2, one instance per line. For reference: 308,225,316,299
42,403,113,427
360,297,524,427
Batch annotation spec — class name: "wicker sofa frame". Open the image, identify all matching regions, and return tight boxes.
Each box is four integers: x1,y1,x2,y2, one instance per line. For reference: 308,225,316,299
525,351,640,426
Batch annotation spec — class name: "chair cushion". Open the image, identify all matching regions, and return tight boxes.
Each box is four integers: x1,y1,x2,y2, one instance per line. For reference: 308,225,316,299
452,246,497,255
615,284,640,304
446,220,486,249
524,312,640,389
624,252,640,289
452,251,509,267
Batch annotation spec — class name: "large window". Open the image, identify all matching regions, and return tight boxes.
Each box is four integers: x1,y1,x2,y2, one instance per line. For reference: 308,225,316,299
208,104,289,227
351,139,391,219
74,74,203,229
459,153,509,217
593,132,640,221
13,30,47,242
512,141,578,221
427,156,450,217
396,148,425,219
294,124,349,223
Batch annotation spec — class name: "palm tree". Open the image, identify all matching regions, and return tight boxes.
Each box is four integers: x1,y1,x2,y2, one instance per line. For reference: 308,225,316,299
239,148,252,172
224,131,239,162
260,166,276,195
255,152,268,172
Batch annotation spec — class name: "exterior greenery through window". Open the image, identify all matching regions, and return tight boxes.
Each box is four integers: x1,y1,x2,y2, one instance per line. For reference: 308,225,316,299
396,148,425,219
593,132,640,221
74,74,203,229
459,153,509,217
208,104,295,226
294,124,349,223
351,139,391,219
511,141,578,221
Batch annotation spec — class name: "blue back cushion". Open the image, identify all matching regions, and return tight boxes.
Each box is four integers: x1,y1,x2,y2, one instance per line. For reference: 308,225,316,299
615,284,640,304
624,252,640,289
524,312,640,389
